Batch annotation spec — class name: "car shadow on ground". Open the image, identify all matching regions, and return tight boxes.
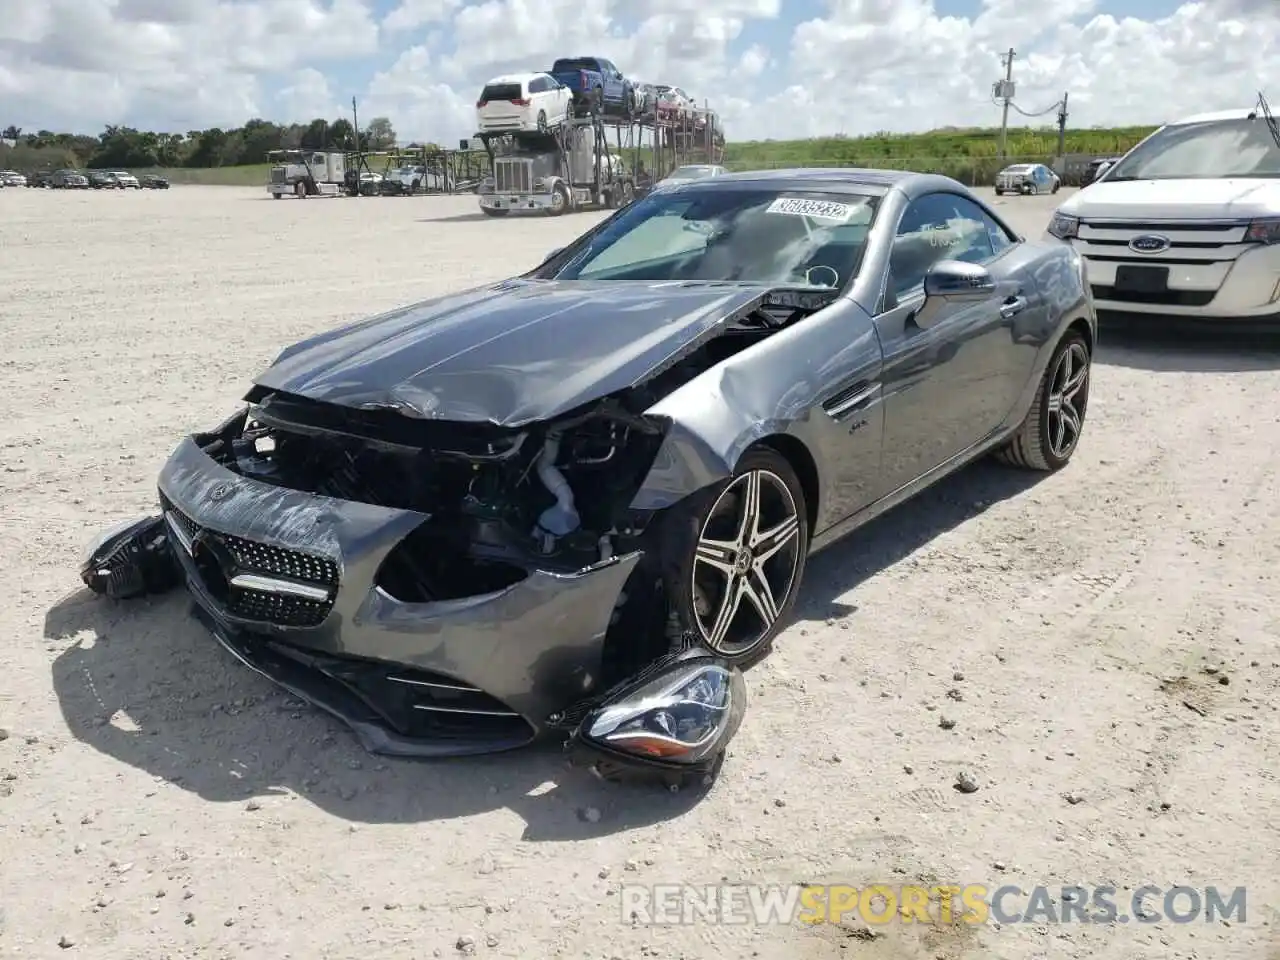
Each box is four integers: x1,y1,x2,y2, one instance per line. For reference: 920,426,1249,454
792,459,1043,624
1096,325,1280,372
47,458,1042,836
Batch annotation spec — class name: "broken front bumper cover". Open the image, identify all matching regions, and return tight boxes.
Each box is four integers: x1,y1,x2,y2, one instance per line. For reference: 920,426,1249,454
78,436,749,783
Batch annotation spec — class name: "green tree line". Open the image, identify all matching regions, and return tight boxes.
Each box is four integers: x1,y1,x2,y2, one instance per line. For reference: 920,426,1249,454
1,117,1159,184
0,116,405,171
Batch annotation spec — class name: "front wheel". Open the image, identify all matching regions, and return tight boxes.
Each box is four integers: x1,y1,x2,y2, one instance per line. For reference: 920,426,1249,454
1052,181,1061,194
995,331,1091,471
548,182,570,216
294,181,306,198
660,447,810,669
1027,183,1038,195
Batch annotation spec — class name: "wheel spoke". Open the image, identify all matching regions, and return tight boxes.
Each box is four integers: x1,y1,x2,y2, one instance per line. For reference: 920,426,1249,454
752,514,800,564
695,538,738,577
737,471,762,545
706,577,744,648
1061,401,1082,442
1052,408,1066,453
742,565,780,625
1062,366,1087,400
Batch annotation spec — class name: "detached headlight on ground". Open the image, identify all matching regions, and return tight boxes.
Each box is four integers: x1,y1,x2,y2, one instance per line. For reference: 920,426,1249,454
80,515,178,600
581,656,746,768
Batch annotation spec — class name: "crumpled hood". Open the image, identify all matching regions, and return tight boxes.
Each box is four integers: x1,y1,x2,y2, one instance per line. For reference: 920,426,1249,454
1063,178,1280,221
252,279,773,427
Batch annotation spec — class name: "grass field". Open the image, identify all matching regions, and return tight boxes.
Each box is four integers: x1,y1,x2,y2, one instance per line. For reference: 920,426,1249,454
131,123,1158,187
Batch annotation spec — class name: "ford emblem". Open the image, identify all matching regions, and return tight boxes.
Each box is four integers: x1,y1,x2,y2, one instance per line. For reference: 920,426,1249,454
1129,234,1171,254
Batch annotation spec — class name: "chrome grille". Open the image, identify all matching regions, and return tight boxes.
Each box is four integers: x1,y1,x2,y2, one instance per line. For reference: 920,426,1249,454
1076,220,1251,264
494,158,533,193
270,168,287,183
160,494,339,629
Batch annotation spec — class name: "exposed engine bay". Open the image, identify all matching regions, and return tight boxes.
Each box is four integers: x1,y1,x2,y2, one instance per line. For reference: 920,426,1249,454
204,295,824,608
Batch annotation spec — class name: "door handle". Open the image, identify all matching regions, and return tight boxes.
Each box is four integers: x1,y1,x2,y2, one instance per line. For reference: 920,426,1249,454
1000,295,1028,319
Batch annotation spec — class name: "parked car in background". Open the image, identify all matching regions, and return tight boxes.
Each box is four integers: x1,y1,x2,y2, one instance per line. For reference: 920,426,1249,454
113,171,140,189
89,171,119,189
477,73,574,133
658,164,728,187
28,170,55,188
995,163,1060,196
1046,107,1280,326
140,174,170,189
1080,157,1121,187
632,82,657,118
1,170,28,187
549,56,633,118
52,169,89,188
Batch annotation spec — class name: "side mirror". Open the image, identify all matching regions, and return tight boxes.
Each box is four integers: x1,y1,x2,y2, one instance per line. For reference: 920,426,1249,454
916,260,996,328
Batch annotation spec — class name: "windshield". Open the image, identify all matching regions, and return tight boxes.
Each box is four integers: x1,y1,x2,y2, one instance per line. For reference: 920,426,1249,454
1106,117,1280,181
541,187,878,287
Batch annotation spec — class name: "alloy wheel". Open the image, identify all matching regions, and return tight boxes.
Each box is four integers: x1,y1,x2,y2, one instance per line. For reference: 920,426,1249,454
691,470,802,656
1046,341,1089,459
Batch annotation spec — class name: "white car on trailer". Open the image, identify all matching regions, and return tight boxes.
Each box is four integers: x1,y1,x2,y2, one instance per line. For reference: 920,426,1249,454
476,73,574,134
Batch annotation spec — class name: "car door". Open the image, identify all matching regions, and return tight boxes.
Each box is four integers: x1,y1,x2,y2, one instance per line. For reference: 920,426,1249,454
598,60,622,103
871,191,1027,494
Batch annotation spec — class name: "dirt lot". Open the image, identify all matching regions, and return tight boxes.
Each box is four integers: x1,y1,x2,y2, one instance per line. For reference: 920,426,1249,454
1,185,1278,960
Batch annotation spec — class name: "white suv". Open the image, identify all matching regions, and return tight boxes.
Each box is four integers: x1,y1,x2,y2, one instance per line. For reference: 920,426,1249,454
1045,108,1280,323
476,73,573,134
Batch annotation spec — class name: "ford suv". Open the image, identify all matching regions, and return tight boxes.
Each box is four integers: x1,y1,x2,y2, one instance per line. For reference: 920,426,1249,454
1045,108,1280,324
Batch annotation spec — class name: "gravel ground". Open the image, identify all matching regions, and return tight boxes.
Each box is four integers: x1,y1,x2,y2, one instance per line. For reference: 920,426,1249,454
1,185,1278,960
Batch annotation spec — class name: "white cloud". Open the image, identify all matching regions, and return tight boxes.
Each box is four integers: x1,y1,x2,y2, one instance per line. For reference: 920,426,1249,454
275,67,344,122
1,0,1279,149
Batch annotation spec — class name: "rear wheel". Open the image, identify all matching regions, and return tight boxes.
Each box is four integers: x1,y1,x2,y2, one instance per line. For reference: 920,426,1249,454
659,447,809,669
1027,183,1039,195
591,87,604,116
995,331,1091,471
536,109,548,133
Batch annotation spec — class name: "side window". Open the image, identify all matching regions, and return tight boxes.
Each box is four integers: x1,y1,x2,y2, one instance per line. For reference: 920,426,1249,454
528,77,546,93
888,193,996,298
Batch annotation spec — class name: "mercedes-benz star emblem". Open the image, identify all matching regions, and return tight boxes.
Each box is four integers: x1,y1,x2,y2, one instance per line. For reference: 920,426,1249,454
208,482,232,503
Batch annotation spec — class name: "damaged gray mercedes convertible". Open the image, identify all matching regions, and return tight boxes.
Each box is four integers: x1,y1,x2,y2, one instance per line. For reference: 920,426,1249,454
82,169,1095,787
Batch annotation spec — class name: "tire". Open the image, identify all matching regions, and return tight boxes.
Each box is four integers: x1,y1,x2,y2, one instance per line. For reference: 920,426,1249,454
591,87,604,116
1028,183,1039,196
548,182,570,216
480,206,508,217
994,189,1004,196
294,181,306,198
536,110,548,133
1052,181,1061,194
995,331,1091,472
658,446,810,669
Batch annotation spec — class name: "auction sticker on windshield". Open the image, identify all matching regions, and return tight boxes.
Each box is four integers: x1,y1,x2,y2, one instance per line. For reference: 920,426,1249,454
766,197,856,221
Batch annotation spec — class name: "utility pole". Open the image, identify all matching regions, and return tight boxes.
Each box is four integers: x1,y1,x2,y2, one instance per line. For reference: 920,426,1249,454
1056,91,1069,159
351,96,359,154
997,48,1016,161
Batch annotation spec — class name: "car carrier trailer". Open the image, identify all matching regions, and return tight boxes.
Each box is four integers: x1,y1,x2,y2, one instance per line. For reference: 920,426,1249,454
476,115,634,216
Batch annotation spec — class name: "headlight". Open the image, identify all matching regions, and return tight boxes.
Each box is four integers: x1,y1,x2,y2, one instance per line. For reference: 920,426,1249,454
1244,218,1280,243
583,657,746,765
79,515,179,599
1047,212,1079,240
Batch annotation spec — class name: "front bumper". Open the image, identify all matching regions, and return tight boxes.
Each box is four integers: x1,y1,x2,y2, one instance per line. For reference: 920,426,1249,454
480,192,555,212
157,436,642,756
1049,231,1280,320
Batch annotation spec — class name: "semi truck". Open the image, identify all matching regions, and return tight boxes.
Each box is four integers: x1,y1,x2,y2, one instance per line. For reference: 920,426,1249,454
477,116,633,217
267,150,348,198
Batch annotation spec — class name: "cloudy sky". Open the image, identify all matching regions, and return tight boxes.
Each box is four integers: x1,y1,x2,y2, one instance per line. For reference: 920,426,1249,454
0,0,1275,145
